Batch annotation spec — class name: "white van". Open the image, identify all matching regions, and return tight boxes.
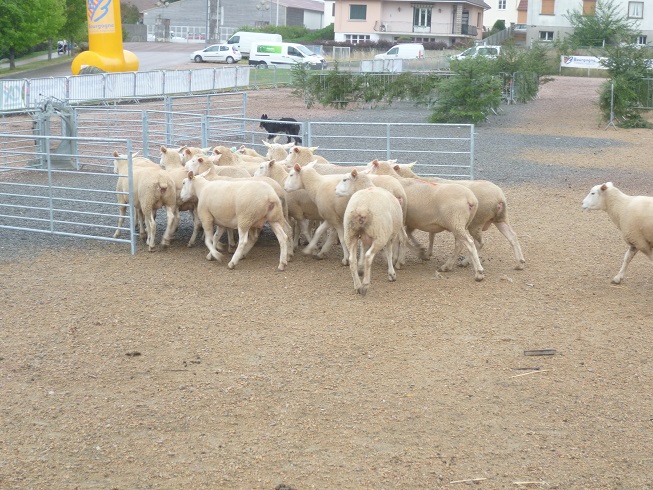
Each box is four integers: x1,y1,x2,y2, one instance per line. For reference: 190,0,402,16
451,45,502,60
249,42,327,70
374,43,425,60
227,32,282,58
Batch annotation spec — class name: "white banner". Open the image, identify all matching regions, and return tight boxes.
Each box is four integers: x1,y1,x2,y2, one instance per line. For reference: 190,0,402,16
560,55,608,70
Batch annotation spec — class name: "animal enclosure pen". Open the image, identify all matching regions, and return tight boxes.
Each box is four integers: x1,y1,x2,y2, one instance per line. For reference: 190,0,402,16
0,131,138,253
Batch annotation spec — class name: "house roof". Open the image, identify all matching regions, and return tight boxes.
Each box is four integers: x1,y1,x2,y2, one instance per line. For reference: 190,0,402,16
282,0,325,12
123,0,160,11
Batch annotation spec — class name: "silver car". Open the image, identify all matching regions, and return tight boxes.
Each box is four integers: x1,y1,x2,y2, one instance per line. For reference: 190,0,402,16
191,44,242,64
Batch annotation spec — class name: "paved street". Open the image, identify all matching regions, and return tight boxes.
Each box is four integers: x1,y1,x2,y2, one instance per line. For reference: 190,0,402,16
1,42,205,79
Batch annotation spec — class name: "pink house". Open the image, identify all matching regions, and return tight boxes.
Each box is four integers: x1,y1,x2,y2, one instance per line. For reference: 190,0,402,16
334,0,490,45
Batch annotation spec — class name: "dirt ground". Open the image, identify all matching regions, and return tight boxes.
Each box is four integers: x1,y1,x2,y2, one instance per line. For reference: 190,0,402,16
2,76,653,489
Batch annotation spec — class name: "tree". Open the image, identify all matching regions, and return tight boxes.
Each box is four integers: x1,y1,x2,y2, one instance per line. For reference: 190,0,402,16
599,44,653,128
565,0,640,48
121,2,141,24
0,0,66,69
59,0,88,51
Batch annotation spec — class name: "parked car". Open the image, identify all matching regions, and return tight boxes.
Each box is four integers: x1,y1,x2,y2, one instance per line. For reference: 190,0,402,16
190,44,241,64
227,31,282,58
249,42,327,70
450,45,502,60
374,43,425,60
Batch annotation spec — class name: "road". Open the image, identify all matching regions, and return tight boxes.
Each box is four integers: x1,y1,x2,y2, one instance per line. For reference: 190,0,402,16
1,42,204,79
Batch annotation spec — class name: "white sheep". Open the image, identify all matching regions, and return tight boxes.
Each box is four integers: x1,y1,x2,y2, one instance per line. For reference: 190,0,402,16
112,151,179,252
263,140,295,161
364,160,484,280
336,169,408,271
186,156,294,256
211,145,261,175
284,161,351,264
582,182,653,284
342,186,407,296
180,170,289,271
254,159,322,249
368,159,526,270
278,145,329,167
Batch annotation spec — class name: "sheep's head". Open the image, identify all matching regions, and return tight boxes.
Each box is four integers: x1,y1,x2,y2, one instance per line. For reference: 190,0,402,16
254,160,275,177
335,170,357,197
284,164,304,193
582,182,612,211
180,171,195,202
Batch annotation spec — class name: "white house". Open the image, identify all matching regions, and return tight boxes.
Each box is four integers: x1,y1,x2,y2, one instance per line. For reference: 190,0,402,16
524,0,652,46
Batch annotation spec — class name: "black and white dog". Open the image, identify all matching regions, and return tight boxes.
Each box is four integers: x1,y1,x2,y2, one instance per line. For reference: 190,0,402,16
259,114,302,145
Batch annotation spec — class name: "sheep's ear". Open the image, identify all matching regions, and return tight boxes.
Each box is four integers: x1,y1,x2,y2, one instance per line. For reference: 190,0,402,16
160,146,167,153
263,140,272,147
184,148,192,156
309,146,319,153
407,161,416,168
292,147,300,154
388,159,397,164
293,163,301,172
197,157,204,163
188,170,194,179
351,169,358,177
268,160,275,167
283,142,295,149
306,159,317,168
112,151,120,157
132,150,142,158
601,183,608,191
393,164,400,171
372,159,379,167
200,168,211,178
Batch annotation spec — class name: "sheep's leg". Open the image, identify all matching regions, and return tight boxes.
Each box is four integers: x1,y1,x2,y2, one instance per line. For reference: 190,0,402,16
240,229,260,258
160,206,177,248
316,226,338,259
299,219,313,245
303,220,330,257
383,240,397,283
113,204,127,238
228,226,251,269
187,208,202,247
227,229,237,253
268,221,289,271
425,232,435,260
612,245,638,284
143,208,157,252
204,221,223,262
281,219,294,260
137,209,147,242
360,242,380,296
335,225,350,266
441,232,484,281
346,237,363,294
494,221,526,270
405,228,429,260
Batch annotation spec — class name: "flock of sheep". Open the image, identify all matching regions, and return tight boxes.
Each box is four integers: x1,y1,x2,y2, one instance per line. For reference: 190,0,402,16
111,141,653,295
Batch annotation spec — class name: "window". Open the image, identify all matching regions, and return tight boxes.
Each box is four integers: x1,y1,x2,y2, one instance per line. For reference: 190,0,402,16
628,2,643,19
345,34,370,43
582,0,596,15
413,7,432,27
541,0,555,15
349,5,367,20
498,0,506,9
636,35,647,45
539,31,554,41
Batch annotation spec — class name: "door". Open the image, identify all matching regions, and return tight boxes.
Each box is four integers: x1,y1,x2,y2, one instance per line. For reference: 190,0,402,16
413,7,431,33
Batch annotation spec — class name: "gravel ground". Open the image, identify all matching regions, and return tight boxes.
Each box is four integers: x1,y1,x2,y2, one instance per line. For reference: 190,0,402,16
2,76,653,489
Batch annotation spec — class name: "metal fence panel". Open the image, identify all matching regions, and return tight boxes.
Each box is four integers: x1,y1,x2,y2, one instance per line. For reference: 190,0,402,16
0,134,137,253
135,71,165,97
307,122,474,179
69,74,106,103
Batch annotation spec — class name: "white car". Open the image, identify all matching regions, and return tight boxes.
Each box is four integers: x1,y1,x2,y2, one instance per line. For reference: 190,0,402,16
451,45,502,61
191,44,242,64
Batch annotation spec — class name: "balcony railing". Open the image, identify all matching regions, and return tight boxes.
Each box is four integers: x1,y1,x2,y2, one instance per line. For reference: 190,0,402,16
374,20,478,37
